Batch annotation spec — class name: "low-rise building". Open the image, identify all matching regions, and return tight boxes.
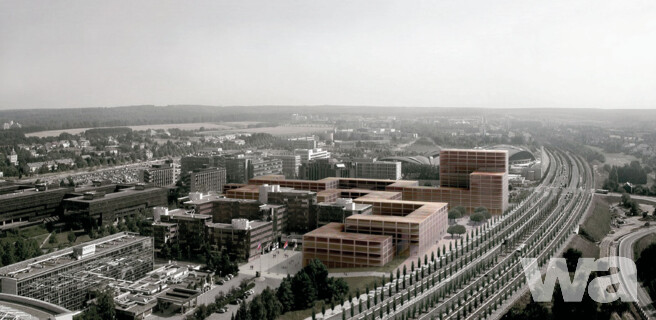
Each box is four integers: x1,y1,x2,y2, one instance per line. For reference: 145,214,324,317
206,219,275,261
62,184,168,226
0,232,153,311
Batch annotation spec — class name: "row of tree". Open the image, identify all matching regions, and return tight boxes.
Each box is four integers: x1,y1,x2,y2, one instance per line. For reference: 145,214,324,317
0,237,41,267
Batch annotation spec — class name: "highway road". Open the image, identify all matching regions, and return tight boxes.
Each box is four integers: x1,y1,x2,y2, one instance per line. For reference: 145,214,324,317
617,226,656,319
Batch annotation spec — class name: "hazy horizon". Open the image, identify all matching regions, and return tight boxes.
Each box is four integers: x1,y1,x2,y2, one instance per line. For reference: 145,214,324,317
2,1,656,110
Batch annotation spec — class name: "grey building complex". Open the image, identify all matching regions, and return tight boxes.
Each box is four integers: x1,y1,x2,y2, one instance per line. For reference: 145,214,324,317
224,157,283,183
61,184,168,226
0,184,71,230
275,154,302,179
140,162,175,187
354,161,402,180
0,232,153,310
190,167,226,193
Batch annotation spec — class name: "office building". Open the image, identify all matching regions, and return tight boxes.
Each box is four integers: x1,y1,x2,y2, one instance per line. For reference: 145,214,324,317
190,167,226,193
180,155,223,174
303,223,394,268
299,159,351,180
0,185,70,230
0,233,153,311
394,149,509,214
62,184,168,226
315,198,372,228
159,209,211,255
294,148,330,164
288,137,317,149
249,158,283,179
206,219,275,261
140,162,175,187
276,154,302,179
355,161,402,180
224,157,283,183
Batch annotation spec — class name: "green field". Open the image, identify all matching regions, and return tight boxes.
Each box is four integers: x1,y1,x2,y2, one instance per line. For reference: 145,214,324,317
566,235,600,259
633,233,656,260
587,145,639,167
580,197,612,242
41,231,91,250
0,225,50,246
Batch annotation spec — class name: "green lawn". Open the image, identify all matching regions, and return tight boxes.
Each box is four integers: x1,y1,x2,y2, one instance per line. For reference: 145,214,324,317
566,235,600,259
633,233,656,260
328,255,406,274
587,146,639,167
42,231,91,250
0,225,50,246
580,197,612,242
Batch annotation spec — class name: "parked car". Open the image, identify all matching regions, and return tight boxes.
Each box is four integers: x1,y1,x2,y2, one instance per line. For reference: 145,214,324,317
218,307,229,313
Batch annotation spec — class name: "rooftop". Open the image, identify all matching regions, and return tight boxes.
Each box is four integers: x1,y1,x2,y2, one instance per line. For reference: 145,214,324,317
305,223,392,242
63,186,163,203
0,232,148,280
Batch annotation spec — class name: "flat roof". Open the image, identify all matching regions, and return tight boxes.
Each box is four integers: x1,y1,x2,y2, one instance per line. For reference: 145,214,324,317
63,187,163,203
183,193,224,205
164,209,211,220
441,148,508,154
206,220,271,230
0,232,148,280
349,199,447,224
317,202,372,211
0,187,68,200
305,223,392,242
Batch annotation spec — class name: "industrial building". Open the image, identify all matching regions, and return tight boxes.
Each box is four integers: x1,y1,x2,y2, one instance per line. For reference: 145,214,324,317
0,232,153,311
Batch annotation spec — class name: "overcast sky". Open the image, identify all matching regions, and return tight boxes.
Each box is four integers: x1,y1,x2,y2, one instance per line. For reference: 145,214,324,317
1,1,655,109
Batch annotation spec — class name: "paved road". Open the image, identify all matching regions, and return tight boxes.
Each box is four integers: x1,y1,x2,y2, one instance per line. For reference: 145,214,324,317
617,226,656,319
601,192,656,204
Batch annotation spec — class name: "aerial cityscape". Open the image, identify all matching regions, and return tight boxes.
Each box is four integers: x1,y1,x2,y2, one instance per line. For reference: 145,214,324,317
1,1,656,320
